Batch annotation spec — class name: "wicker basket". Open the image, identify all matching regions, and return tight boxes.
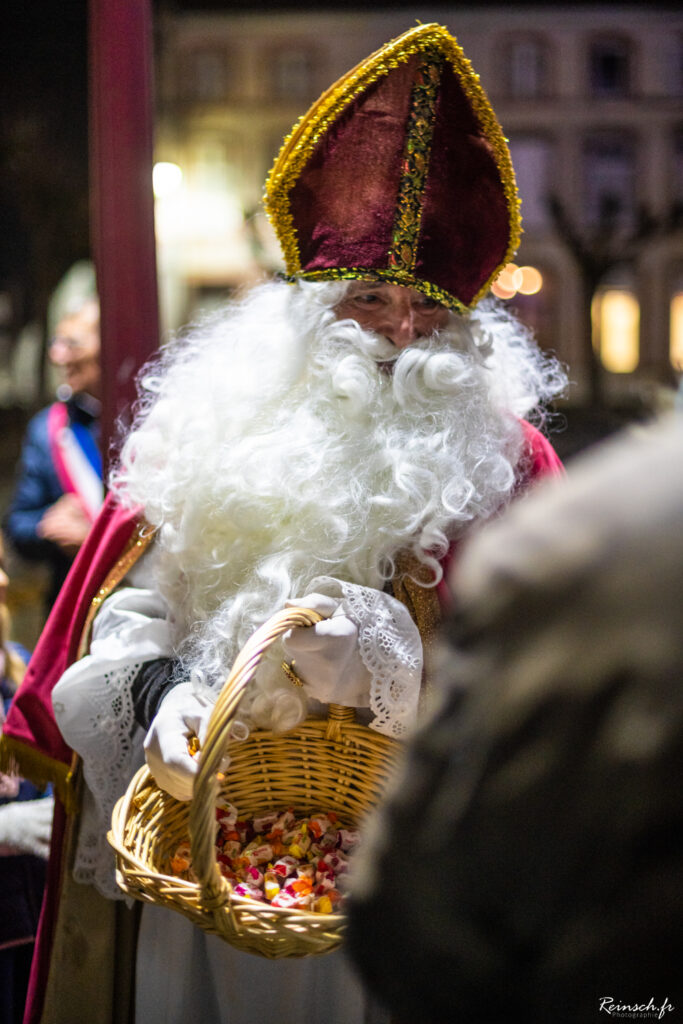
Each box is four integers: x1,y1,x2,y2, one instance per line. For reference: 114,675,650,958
109,607,400,958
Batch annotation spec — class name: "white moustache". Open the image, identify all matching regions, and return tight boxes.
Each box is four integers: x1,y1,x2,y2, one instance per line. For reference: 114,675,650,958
337,318,400,363
330,319,479,406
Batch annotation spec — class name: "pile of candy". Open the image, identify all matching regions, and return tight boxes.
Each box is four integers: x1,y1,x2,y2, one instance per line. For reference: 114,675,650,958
171,803,360,914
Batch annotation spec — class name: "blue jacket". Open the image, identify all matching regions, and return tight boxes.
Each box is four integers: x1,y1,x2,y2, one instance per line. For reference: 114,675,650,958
3,398,100,606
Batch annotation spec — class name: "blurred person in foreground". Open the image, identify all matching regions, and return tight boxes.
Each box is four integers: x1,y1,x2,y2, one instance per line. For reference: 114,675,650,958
0,536,53,1024
1,25,566,1024
347,414,683,1023
3,298,103,611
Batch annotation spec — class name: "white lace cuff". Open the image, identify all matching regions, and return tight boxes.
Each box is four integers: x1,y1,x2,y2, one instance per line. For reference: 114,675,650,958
52,576,173,899
307,576,423,738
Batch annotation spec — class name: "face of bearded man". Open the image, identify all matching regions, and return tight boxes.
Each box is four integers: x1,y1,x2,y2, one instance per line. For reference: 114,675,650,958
111,279,564,694
333,282,450,353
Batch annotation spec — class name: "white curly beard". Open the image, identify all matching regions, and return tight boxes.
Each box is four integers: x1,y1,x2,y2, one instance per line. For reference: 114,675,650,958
111,279,564,702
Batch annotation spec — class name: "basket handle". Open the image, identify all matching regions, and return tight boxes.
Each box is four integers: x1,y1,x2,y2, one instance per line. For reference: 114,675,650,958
188,606,325,909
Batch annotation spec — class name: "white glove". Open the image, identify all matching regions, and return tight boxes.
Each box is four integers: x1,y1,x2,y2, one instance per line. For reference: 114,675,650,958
144,682,214,802
283,592,372,707
0,795,54,859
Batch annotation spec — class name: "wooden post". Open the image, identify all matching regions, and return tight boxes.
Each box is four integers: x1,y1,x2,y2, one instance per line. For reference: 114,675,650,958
89,0,160,474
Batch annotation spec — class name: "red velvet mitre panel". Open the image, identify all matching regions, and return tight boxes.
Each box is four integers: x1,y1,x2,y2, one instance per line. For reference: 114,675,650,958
290,57,416,272
419,62,511,307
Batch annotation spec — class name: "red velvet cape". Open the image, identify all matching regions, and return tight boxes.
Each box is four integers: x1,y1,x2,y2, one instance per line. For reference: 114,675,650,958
1,494,142,804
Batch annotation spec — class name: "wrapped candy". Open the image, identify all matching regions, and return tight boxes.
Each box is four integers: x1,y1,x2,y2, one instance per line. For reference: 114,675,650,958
270,889,300,909
268,808,296,835
170,841,191,874
263,870,281,901
217,860,238,883
317,830,340,852
235,820,251,844
252,811,280,833
306,814,330,839
286,823,311,859
272,855,299,879
320,852,346,874
219,839,242,860
286,877,313,898
325,888,343,908
269,838,285,858
246,865,264,886
314,872,336,894
337,828,360,852
242,840,275,866
216,798,239,818
233,881,265,901
170,806,359,913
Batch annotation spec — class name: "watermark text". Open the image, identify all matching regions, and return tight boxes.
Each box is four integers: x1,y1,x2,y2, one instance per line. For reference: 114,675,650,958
599,997,674,1020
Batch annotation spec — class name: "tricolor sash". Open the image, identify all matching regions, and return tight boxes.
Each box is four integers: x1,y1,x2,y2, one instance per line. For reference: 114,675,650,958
47,401,104,522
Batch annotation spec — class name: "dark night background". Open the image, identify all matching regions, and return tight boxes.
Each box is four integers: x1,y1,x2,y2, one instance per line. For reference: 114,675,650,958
1,0,662,352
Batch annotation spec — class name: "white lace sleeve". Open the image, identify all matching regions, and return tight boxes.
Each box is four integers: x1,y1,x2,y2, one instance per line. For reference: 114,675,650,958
52,548,172,899
308,576,423,739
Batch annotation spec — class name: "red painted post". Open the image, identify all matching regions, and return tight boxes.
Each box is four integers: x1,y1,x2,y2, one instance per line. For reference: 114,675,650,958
89,0,160,474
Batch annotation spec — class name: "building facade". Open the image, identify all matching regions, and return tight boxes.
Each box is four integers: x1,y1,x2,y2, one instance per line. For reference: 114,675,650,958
153,5,683,406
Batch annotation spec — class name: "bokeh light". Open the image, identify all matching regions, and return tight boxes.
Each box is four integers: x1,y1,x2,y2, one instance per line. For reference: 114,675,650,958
153,161,183,198
491,263,543,299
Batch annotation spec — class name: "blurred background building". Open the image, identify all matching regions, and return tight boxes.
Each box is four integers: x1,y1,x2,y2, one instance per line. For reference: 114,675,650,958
1,0,682,645
152,5,683,416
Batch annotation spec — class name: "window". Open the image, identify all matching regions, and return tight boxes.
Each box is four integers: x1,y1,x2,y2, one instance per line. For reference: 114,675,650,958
182,48,229,103
588,36,632,98
674,127,683,205
507,136,553,229
503,35,550,99
663,34,683,97
671,293,683,371
670,270,683,372
583,133,635,228
592,285,640,373
271,48,315,101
